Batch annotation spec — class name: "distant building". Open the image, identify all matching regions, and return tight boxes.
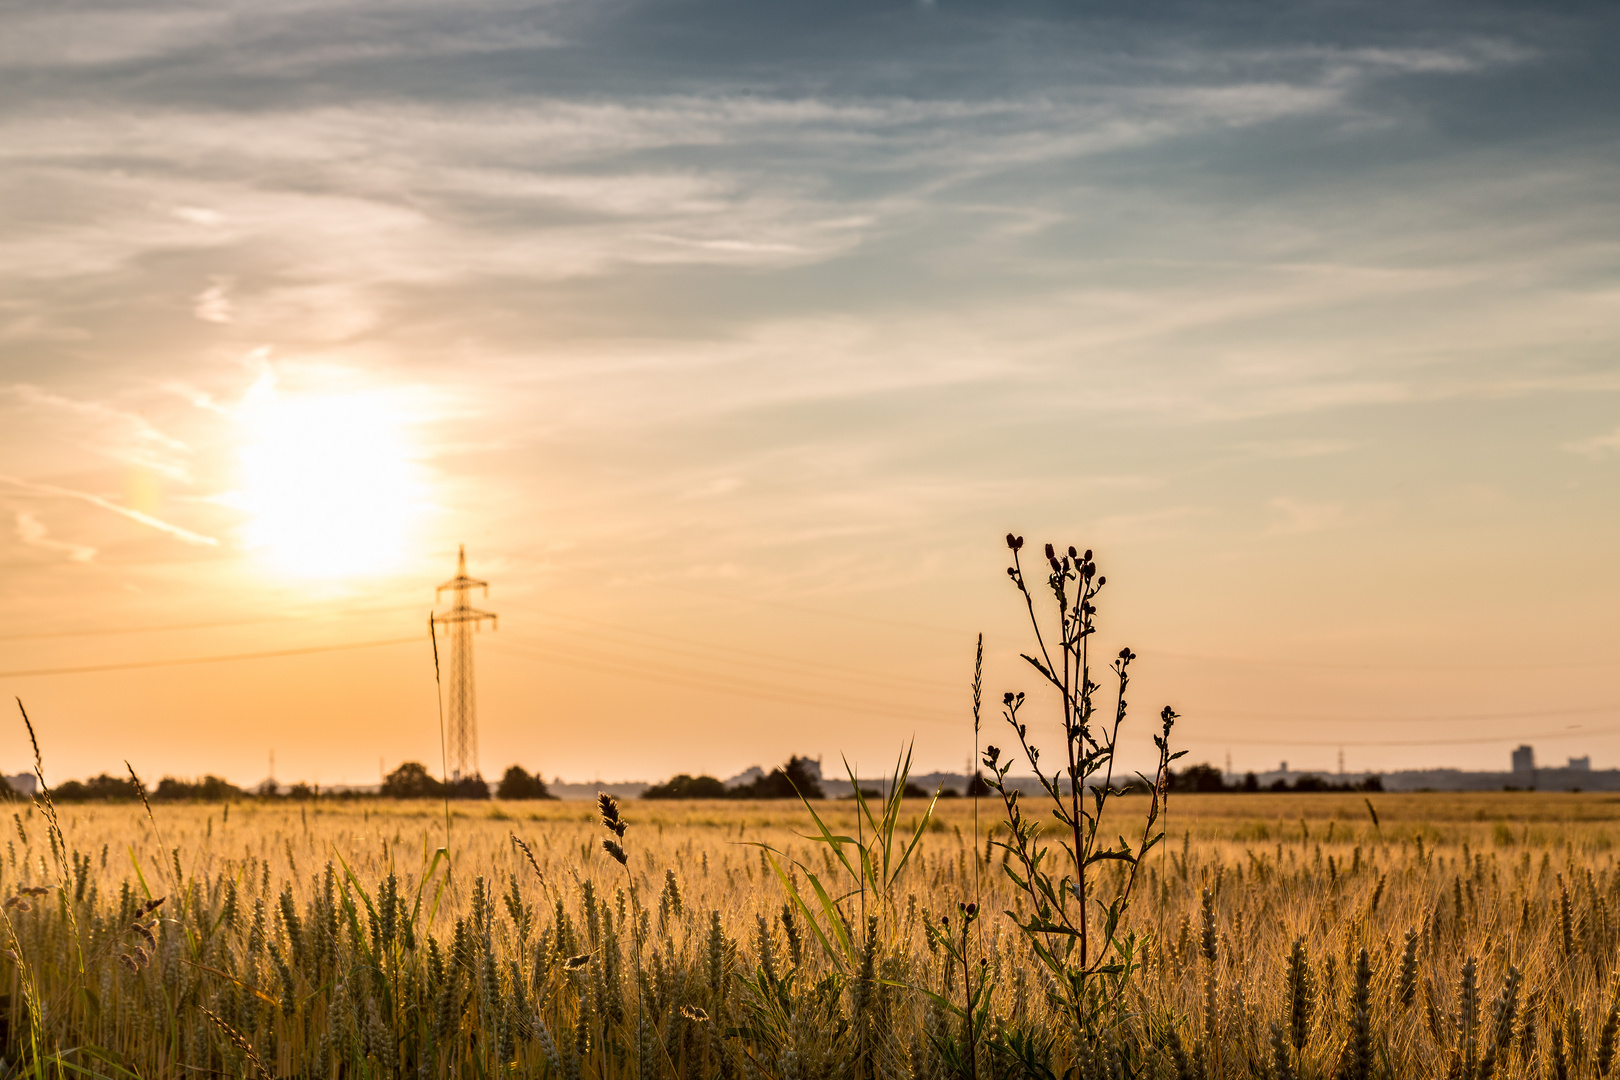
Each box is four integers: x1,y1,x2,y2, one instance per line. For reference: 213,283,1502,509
1570,756,1592,771
723,766,764,789
3,774,34,797
1512,745,1536,773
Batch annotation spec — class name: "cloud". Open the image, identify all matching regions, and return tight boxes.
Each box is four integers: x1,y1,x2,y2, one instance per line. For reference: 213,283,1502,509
1564,427,1620,459
192,277,234,323
4,384,194,480
1264,497,1347,536
14,510,96,562
0,475,218,546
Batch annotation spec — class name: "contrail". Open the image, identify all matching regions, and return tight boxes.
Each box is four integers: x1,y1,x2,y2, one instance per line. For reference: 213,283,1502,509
0,474,218,546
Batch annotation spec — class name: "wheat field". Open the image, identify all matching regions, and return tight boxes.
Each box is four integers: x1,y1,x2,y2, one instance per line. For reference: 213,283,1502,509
4,789,1619,1078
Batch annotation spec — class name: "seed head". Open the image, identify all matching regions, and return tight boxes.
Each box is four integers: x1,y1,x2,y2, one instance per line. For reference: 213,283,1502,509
602,839,628,865
597,793,626,838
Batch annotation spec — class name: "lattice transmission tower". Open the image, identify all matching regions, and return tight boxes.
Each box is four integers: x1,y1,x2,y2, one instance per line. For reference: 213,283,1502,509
433,545,497,781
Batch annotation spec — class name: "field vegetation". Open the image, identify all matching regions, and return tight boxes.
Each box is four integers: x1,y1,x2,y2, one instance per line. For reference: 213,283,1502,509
6,780,1620,1079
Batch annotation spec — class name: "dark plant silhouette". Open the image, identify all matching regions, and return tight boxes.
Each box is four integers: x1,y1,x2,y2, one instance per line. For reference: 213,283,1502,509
495,764,554,800
981,534,1182,1041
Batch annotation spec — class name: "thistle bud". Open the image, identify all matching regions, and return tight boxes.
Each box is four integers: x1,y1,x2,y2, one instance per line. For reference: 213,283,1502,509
1006,533,1017,548
1083,549,1092,561
1044,543,1055,559
1068,546,1077,558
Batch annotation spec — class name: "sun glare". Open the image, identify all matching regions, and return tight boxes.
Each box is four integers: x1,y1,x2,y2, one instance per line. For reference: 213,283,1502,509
236,376,423,578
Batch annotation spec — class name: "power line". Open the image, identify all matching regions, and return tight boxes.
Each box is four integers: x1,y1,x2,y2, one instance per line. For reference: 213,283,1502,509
503,614,957,695
1156,650,1619,672
0,603,425,643
0,636,421,679
533,564,972,638
1195,703,1620,723
480,639,956,726
1174,726,1620,748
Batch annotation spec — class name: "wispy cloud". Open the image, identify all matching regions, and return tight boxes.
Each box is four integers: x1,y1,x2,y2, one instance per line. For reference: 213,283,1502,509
1264,497,1347,536
14,510,97,562
1565,427,1620,458
0,475,217,546
5,384,194,480
192,277,234,324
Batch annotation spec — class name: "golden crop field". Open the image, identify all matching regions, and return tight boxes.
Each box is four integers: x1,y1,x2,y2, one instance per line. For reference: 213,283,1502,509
6,787,1620,1079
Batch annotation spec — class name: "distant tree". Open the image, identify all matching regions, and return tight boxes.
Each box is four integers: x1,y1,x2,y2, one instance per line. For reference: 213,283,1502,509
1269,778,1290,792
53,773,138,802
642,774,729,799
964,772,993,797
496,765,554,800
199,776,241,801
746,756,824,799
153,775,242,802
902,781,929,799
1360,775,1384,792
382,761,443,799
1291,775,1331,792
446,775,491,800
287,782,315,800
725,757,825,799
1172,763,1228,793
153,777,191,801
1242,772,1260,792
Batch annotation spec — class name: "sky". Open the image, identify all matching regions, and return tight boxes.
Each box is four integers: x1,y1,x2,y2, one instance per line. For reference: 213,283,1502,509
2,0,1618,788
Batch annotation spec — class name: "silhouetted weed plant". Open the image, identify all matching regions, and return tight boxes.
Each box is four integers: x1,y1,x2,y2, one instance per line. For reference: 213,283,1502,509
981,535,1182,1048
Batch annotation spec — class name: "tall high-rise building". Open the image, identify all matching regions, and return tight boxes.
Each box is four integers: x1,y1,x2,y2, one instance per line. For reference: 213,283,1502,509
1511,745,1536,773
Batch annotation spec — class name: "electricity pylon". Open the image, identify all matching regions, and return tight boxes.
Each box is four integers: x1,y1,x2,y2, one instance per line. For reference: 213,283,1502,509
433,545,497,781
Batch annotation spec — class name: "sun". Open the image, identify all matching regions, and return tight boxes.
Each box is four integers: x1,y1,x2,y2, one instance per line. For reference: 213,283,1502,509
235,375,423,578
